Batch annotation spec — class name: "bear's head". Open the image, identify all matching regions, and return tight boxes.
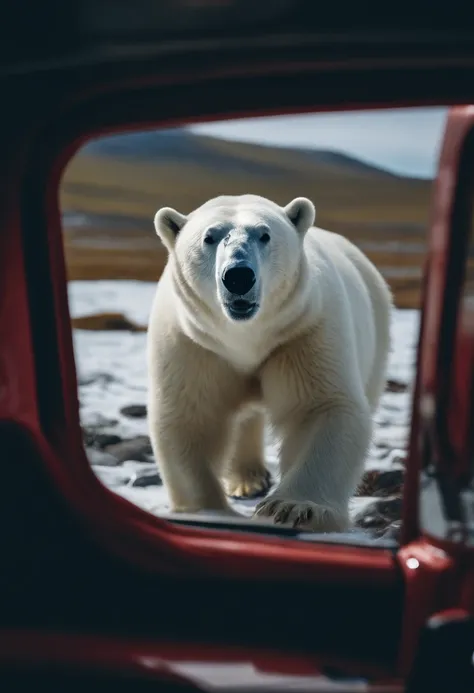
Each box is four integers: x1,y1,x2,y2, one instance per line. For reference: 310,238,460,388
154,194,315,323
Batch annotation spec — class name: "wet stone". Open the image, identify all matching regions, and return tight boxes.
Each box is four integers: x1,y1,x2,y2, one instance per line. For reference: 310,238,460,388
354,496,403,535
129,469,162,487
379,521,401,541
83,429,122,449
385,378,408,393
375,497,403,520
72,312,146,332
120,404,147,418
78,371,118,387
94,432,123,448
355,508,387,531
355,468,404,497
86,447,121,467
372,445,391,460
104,436,153,463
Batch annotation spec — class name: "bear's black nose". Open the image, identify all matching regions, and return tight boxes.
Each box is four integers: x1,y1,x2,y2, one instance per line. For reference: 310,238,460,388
222,265,256,295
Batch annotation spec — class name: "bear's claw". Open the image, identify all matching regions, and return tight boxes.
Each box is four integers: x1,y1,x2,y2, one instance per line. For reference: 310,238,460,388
253,499,348,533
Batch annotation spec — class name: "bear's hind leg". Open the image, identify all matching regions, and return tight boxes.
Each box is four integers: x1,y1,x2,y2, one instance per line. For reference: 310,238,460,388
223,408,272,500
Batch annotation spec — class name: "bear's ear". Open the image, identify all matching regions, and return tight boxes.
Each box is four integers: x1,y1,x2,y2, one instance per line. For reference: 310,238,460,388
154,207,188,251
284,197,316,235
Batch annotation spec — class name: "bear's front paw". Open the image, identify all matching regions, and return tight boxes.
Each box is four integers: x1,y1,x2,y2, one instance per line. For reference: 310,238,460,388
224,466,272,500
253,498,348,533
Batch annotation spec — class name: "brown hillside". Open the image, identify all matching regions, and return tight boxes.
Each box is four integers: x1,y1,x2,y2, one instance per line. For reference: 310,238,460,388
60,131,435,309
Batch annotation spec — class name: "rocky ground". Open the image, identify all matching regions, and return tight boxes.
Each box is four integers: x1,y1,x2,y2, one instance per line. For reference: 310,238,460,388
81,376,410,541
72,281,418,543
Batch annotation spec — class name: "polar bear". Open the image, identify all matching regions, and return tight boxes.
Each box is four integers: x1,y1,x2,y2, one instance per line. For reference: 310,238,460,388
147,194,392,532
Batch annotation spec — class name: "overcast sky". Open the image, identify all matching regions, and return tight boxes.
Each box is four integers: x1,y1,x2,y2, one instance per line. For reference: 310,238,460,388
190,107,449,179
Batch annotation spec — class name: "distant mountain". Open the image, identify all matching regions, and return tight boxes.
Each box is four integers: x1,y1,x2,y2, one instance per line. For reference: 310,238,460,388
80,128,401,180
301,149,399,178
81,129,284,178
64,126,431,308
82,129,197,161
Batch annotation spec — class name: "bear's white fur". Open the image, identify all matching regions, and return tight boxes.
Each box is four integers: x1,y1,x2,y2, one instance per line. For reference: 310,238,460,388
147,194,392,532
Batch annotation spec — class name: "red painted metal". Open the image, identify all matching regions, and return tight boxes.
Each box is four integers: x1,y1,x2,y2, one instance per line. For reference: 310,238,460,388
396,106,474,680
396,540,455,676
0,63,407,687
0,631,402,692
2,11,474,688
400,108,471,545
445,114,474,483
419,108,474,473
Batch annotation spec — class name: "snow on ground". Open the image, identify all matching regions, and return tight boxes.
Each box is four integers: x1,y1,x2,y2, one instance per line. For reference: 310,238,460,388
69,280,420,532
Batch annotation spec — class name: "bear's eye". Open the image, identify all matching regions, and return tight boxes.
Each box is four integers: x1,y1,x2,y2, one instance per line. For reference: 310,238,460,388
203,234,216,245
260,232,270,245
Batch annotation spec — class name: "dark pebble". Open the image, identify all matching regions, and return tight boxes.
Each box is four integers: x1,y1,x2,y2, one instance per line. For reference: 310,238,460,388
72,312,146,332
355,468,404,497
380,522,401,541
130,470,162,487
372,445,391,460
354,496,403,534
105,435,152,463
385,378,408,393
120,404,147,418
95,432,123,448
78,372,118,387
356,510,387,530
375,497,403,520
83,430,122,449
86,447,121,467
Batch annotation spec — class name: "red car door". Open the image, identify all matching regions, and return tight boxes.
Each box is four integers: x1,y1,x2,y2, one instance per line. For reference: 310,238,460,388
0,4,473,690
400,106,474,692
